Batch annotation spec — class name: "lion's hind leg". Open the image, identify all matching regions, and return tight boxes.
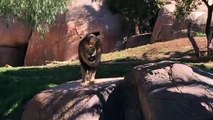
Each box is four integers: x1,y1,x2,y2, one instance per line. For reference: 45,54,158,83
81,66,87,83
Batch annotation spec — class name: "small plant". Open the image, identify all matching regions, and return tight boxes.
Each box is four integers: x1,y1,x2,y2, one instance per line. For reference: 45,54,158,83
106,0,163,35
174,0,200,21
195,32,206,37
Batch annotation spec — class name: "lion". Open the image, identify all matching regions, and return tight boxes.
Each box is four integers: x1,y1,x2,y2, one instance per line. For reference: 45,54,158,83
78,32,102,85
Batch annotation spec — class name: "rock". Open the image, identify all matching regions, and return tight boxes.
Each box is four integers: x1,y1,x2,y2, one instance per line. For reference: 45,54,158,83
24,0,122,66
150,3,176,43
0,18,31,47
21,77,142,120
125,34,151,49
0,46,27,66
120,76,144,120
126,61,213,120
151,2,208,43
0,17,31,67
191,13,208,32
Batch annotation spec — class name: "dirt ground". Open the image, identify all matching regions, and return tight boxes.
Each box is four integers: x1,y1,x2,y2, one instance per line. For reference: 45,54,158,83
153,37,206,51
139,37,208,61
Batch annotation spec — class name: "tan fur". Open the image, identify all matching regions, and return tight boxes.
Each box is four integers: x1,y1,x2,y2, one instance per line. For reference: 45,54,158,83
78,33,102,85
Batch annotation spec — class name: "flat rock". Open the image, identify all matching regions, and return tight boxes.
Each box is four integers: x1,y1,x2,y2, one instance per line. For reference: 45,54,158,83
21,77,142,120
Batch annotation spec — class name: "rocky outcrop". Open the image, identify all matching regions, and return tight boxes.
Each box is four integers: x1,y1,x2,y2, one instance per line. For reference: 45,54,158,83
21,77,142,120
151,1,208,43
24,0,122,66
0,18,31,47
125,34,151,49
126,61,213,120
0,18,31,66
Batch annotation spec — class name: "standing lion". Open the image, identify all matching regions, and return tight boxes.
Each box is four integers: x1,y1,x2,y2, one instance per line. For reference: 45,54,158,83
78,32,102,85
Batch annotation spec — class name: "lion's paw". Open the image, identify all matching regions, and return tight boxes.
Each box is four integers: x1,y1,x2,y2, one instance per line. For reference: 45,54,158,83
88,80,96,85
80,81,90,86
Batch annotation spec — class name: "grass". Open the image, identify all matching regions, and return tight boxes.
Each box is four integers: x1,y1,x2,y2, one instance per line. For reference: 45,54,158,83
0,65,80,120
0,37,213,120
195,32,206,37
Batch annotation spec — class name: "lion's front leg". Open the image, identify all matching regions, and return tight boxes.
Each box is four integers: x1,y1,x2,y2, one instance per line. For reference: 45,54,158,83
88,69,96,84
81,67,92,86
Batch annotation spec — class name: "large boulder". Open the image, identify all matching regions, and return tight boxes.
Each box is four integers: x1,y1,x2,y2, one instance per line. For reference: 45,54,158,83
0,18,31,47
24,0,122,66
125,34,151,49
0,18,31,66
151,1,208,43
21,77,142,120
0,46,27,66
126,61,213,120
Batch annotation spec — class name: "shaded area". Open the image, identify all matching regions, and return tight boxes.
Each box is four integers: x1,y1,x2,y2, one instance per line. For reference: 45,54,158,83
0,45,28,67
106,47,213,65
0,65,80,120
21,77,142,120
105,49,194,65
100,80,143,120
150,90,213,120
193,64,213,73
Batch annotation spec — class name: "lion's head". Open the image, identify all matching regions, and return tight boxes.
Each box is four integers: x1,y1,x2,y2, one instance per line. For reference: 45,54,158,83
78,33,102,66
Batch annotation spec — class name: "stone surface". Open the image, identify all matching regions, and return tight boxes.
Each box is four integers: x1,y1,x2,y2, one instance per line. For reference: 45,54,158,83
24,0,122,66
0,18,30,66
21,77,142,120
0,18,31,47
0,46,27,66
151,2,208,43
125,34,151,49
126,61,213,120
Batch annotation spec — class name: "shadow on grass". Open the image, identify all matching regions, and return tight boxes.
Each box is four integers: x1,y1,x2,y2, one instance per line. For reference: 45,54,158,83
104,50,195,65
107,49,213,66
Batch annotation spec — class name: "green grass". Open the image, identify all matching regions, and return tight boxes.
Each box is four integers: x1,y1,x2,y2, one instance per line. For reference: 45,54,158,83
0,65,80,120
1,37,213,120
195,32,206,37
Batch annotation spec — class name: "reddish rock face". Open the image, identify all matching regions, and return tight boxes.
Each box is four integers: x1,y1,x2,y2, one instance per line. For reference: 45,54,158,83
0,18,31,47
0,46,27,66
0,18,30,66
24,0,122,66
